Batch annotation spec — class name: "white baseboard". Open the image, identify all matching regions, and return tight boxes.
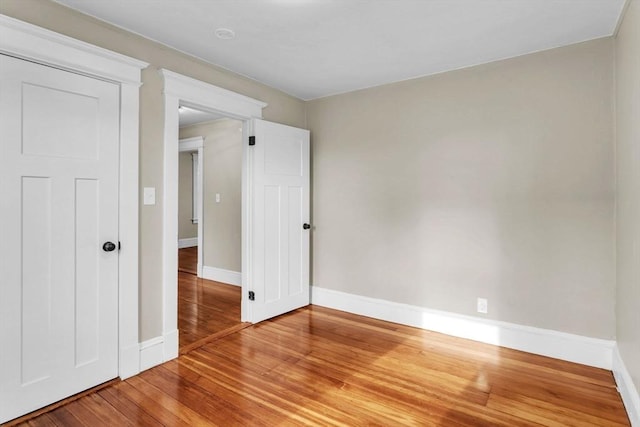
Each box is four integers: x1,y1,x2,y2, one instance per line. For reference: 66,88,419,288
613,345,640,426
139,337,164,372
178,237,198,249
139,330,180,373
202,265,242,286
311,286,615,370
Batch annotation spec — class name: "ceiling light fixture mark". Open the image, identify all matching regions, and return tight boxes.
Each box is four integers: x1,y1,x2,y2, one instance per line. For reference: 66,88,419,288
215,28,236,40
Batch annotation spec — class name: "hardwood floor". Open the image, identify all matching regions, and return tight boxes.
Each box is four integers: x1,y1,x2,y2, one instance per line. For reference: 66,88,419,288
178,271,242,348
178,246,198,275
15,305,629,426
177,246,242,349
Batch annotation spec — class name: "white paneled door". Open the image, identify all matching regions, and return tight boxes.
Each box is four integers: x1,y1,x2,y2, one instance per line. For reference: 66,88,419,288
0,55,120,423
250,119,310,323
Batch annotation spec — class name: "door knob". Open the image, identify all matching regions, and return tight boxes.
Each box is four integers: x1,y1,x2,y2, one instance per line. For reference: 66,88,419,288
102,241,117,252
303,223,311,230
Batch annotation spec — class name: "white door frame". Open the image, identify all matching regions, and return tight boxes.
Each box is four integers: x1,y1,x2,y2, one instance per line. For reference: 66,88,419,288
178,136,204,276
160,69,267,360
0,15,147,379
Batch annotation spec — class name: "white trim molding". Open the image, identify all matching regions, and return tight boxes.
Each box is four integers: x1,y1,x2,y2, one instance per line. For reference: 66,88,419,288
0,15,146,85
118,83,143,380
160,69,265,361
162,70,267,119
178,237,198,248
139,337,164,372
138,329,179,373
179,136,204,152
0,15,147,381
163,329,179,362
311,286,616,370
202,266,242,286
613,345,640,426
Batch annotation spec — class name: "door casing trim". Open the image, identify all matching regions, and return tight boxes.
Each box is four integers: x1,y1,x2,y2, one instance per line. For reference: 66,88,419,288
160,69,266,362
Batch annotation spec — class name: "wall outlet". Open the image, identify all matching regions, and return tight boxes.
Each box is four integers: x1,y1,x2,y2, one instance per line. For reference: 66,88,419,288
477,298,488,314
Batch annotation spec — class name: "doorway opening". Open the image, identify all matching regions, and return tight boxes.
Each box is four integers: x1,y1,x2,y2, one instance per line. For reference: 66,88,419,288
160,69,311,364
159,69,265,362
177,133,203,276
177,106,244,351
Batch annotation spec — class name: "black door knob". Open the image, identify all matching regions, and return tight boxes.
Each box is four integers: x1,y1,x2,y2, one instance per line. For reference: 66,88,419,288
103,241,117,252
303,223,311,230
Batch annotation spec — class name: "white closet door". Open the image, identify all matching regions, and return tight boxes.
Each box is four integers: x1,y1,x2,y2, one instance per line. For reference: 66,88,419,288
0,54,120,423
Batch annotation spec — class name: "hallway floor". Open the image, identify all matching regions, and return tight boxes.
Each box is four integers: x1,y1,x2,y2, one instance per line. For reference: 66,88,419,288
177,246,242,350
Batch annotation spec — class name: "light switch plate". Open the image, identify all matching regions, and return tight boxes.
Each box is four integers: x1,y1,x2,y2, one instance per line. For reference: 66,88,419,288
143,187,156,205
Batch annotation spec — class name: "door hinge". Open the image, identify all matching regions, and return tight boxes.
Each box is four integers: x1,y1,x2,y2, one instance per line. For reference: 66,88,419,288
249,136,256,146
118,241,121,251
248,291,255,301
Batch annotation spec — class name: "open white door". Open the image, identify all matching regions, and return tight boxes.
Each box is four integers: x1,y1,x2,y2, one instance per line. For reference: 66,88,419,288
0,55,120,422
249,119,310,323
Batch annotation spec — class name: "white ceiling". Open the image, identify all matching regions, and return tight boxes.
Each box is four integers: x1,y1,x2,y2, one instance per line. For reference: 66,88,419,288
54,0,626,100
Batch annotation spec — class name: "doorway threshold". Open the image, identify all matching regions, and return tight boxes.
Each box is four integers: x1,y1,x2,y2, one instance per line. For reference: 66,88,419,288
179,322,252,355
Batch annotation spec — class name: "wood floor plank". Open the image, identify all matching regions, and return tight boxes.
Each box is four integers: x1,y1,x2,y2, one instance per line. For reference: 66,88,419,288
96,385,162,427
180,351,345,426
24,414,57,427
160,360,301,426
253,319,492,401
138,366,269,427
155,363,279,427
127,375,211,426
487,392,628,426
179,322,252,355
111,380,191,427
263,356,456,426
59,399,108,426
75,393,134,427
44,405,87,427
489,381,630,424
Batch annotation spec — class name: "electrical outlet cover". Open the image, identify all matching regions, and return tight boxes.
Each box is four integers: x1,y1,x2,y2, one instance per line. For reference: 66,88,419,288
477,298,488,314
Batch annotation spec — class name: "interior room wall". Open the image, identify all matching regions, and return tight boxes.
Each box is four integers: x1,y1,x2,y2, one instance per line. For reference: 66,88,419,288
0,0,307,341
178,152,197,240
180,119,243,273
307,38,615,339
615,0,640,398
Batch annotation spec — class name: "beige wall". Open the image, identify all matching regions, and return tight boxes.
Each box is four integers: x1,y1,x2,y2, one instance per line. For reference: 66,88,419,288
0,0,307,340
178,152,197,240
615,0,640,396
307,39,615,339
180,119,243,272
